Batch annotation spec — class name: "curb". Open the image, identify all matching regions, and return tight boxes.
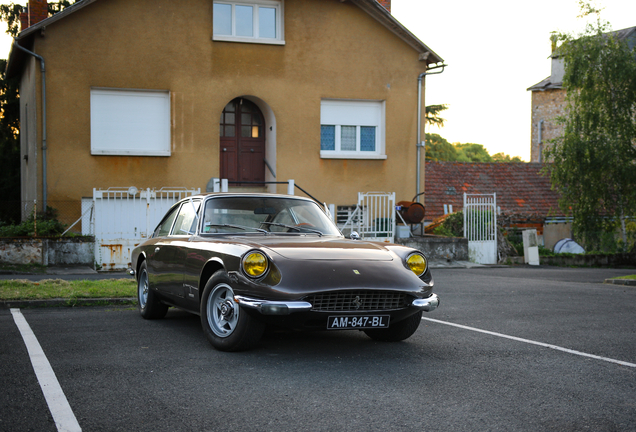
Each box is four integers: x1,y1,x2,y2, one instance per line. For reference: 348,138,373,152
0,297,137,309
604,278,636,286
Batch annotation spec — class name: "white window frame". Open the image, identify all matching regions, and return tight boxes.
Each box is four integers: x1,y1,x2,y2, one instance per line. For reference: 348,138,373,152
90,88,171,156
213,0,285,45
320,99,386,160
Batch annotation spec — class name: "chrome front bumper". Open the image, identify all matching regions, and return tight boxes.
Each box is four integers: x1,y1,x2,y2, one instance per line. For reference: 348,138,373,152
234,296,313,315
412,293,440,312
234,293,440,315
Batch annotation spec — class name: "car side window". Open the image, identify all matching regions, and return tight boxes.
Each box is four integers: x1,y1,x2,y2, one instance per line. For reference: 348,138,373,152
171,201,201,235
155,205,180,237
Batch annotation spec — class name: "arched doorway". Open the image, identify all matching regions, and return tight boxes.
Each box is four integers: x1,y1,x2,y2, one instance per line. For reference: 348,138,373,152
220,98,266,184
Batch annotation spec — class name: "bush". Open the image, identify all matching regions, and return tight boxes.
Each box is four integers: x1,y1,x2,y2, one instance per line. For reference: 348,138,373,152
0,206,67,237
432,211,464,237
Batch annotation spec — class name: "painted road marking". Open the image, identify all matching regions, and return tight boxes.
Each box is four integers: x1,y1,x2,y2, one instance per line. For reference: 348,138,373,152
10,308,82,432
422,317,636,369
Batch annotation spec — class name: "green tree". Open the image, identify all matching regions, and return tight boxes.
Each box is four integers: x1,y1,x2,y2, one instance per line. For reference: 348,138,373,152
546,4,636,251
425,133,458,161
455,143,492,162
0,58,20,222
492,152,523,163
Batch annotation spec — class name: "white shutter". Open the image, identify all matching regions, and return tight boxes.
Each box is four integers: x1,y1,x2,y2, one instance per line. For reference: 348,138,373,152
90,88,171,156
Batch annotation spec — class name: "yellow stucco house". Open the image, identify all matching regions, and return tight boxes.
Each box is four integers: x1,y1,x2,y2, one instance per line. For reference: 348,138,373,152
8,0,443,229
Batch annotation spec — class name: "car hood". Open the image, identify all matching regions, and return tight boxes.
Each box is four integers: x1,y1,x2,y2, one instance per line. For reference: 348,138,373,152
237,237,394,261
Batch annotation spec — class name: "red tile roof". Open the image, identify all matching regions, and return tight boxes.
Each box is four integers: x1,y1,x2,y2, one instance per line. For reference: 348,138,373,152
424,162,564,222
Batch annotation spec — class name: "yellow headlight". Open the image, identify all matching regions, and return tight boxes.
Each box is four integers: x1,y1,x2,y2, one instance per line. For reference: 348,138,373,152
406,253,427,276
243,251,268,278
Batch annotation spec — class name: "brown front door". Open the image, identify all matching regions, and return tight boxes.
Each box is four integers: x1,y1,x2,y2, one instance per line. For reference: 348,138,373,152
220,98,266,184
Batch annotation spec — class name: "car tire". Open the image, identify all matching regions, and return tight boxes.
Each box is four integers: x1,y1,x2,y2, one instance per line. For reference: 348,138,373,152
137,261,169,319
200,270,265,352
364,310,422,342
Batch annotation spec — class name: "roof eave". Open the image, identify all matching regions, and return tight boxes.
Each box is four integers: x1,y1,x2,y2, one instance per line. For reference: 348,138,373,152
350,0,444,65
16,0,98,39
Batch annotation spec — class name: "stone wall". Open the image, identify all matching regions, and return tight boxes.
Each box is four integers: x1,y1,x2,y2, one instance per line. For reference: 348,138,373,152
0,238,94,266
530,88,566,162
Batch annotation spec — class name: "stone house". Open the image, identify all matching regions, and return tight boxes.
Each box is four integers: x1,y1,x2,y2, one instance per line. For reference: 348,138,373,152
527,26,636,163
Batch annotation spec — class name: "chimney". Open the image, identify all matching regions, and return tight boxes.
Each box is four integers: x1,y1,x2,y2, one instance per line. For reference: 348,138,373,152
378,0,391,13
20,0,48,32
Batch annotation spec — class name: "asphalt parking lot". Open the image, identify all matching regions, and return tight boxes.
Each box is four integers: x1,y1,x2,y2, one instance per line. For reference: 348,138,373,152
1,266,635,431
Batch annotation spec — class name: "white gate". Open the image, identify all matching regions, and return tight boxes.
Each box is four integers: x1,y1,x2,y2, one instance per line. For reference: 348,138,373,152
83,187,200,270
463,193,497,264
340,192,396,242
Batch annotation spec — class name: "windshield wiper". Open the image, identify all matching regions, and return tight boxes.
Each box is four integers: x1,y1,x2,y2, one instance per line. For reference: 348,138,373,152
260,222,323,237
205,224,267,233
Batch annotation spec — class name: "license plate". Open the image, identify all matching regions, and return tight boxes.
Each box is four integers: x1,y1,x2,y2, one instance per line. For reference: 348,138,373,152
327,315,389,329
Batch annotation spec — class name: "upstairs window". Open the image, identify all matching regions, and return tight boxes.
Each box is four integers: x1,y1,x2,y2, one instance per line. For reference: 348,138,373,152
320,100,386,159
213,1,284,45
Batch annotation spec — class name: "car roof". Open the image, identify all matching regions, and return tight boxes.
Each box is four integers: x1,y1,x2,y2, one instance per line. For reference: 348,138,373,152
181,193,317,204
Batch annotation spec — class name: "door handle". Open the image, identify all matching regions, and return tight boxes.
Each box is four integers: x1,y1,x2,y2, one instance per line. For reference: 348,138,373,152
155,247,160,253
223,148,227,152
250,148,254,152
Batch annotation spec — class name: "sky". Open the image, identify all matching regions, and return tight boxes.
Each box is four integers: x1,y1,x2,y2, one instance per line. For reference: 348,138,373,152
1,1,635,161
390,0,636,161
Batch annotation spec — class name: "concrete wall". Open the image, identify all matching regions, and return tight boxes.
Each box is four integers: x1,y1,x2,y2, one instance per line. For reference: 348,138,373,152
395,236,468,261
20,56,39,210
22,0,429,214
530,88,565,162
0,238,94,266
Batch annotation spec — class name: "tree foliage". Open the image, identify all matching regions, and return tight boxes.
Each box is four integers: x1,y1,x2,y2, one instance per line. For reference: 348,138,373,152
425,133,521,163
545,4,636,251
425,104,448,128
492,152,523,163
0,59,20,222
455,143,493,162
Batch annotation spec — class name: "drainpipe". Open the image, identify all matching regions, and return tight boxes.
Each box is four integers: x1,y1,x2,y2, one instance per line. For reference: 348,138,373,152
538,119,544,163
13,39,47,209
416,63,446,202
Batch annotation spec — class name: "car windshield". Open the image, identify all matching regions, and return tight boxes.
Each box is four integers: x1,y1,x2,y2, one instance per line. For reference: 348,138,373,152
202,197,342,236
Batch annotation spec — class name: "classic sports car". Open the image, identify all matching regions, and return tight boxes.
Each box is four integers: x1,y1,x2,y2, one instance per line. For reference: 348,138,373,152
131,193,439,351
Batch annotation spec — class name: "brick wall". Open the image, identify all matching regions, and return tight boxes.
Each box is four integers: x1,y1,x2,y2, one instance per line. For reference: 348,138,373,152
530,88,565,162
20,0,48,31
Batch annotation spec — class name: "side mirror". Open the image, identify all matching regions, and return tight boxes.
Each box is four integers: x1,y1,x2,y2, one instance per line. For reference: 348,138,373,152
350,231,360,240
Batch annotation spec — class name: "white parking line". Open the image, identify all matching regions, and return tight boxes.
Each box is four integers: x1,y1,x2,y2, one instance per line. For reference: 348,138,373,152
10,309,82,432
422,317,636,368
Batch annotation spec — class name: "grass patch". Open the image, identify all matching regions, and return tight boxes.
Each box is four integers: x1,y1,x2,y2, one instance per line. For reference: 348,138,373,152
0,278,136,300
611,275,636,280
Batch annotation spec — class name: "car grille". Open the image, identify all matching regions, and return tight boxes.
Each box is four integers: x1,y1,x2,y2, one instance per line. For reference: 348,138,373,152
306,290,411,312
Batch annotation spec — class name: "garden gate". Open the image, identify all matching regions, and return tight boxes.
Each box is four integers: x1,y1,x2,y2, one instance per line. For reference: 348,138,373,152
463,193,497,264
339,192,396,242
83,187,200,270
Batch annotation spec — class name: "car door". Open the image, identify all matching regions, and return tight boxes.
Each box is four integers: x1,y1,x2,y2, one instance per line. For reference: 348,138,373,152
149,203,184,298
147,203,180,294
171,199,202,307
153,200,201,302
